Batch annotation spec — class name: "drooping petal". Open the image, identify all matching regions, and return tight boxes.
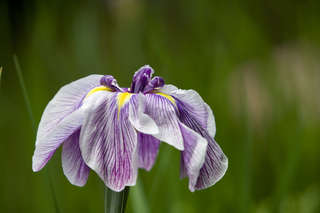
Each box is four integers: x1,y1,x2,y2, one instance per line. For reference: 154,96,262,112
179,123,207,192
62,129,90,187
32,108,84,172
144,93,184,150
129,93,159,135
128,94,160,171
159,85,227,190
194,137,228,190
137,133,160,171
80,92,138,192
36,74,103,144
33,79,110,172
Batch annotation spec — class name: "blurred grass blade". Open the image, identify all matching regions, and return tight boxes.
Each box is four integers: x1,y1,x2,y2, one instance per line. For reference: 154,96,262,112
13,55,61,213
131,180,149,213
239,76,253,213
0,67,2,88
105,187,130,213
13,55,36,132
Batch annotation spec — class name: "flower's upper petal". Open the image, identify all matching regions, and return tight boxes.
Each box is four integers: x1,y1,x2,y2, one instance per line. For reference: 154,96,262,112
36,74,103,144
161,87,216,137
129,93,159,135
179,122,207,192
157,84,178,94
32,107,84,172
144,93,184,150
62,128,90,187
159,86,227,190
137,133,160,171
80,92,138,192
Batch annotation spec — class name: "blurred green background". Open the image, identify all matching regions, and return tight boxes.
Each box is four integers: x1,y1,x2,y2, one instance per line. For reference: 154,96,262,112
1,0,320,212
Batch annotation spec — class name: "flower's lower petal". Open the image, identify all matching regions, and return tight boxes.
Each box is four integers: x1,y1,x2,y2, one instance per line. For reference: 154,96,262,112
160,85,227,190
137,133,160,171
179,123,207,192
32,108,84,172
195,138,228,190
129,94,159,135
36,75,103,144
80,93,138,192
144,94,184,150
62,129,90,187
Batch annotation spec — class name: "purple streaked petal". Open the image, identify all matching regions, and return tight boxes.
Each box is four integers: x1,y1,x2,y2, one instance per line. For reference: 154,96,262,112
80,92,138,192
32,107,84,172
36,74,103,144
144,94,184,150
62,129,90,186
137,133,160,171
179,123,207,192
129,93,159,135
194,138,228,190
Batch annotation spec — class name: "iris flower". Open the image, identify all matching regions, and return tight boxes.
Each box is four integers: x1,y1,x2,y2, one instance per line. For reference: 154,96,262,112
32,65,228,192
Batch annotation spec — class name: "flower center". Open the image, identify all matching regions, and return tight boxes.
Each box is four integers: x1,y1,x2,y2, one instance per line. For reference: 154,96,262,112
97,65,165,95
129,65,164,93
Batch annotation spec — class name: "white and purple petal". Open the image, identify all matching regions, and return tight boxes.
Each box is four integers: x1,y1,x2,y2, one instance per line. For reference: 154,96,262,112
32,107,84,171
159,86,227,190
80,92,138,192
32,76,109,172
194,137,228,190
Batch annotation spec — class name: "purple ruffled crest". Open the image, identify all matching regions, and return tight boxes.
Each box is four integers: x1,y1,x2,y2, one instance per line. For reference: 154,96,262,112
100,75,123,92
129,65,165,94
32,65,227,192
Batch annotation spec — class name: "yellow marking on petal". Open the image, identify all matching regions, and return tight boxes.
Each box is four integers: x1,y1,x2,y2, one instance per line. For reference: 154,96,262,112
117,92,133,118
156,92,176,105
85,86,111,99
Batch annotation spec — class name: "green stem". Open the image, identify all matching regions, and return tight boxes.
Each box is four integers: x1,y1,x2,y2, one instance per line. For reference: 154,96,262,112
104,187,130,213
